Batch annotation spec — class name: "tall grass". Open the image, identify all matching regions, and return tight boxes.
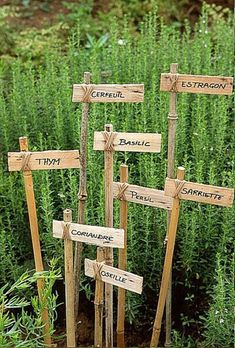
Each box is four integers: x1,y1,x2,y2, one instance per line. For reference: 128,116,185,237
0,4,234,344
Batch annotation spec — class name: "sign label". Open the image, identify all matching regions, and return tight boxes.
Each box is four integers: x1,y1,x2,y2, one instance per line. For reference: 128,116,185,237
160,74,233,95
85,259,143,294
94,132,161,153
164,179,234,207
8,150,80,171
72,84,144,103
53,220,124,248
113,182,173,210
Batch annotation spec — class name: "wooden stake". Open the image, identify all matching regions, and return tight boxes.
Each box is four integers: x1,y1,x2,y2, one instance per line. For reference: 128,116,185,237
150,167,185,348
19,137,51,347
94,247,105,348
117,164,128,347
63,209,76,348
104,124,114,348
165,63,178,347
74,72,91,325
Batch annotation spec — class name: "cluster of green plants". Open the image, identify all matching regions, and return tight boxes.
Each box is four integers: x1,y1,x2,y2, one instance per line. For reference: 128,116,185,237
0,260,61,347
0,4,234,346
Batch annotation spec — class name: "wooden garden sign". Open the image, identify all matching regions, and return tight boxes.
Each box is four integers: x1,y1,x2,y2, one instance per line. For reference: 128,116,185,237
73,84,144,102
150,167,234,348
53,213,124,348
53,220,125,248
8,137,80,347
85,259,143,294
94,125,162,347
72,76,144,347
160,73,233,95
160,64,234,347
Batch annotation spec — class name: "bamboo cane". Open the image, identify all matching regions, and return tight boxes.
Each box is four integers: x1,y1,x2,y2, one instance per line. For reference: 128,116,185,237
165,63,178,347
63,209,76,348
104,124,114,348
150,167,185,348
117,164,128,347
74,72,91,326
19,137,51,347
94,247,105,348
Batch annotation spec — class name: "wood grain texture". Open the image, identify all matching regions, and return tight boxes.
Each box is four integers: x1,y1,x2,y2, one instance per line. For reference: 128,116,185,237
53,220,124,248
63,210,76,348
117,165,128,348
18,137,51,346
8,150,80,171
72,84,144,102
93,132,161,153
150,167,185,348
94,247,105,348
113,182,173,210
74,71,91,328
165,62,178,348
165,179,234,207
85,259,143,294
104,124,114,348
160,73,233,95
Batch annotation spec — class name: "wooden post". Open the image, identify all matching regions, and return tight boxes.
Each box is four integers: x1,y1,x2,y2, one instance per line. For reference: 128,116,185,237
63,209,76,348
94,247,105,348
104,124,114,348
117,164,128,347
19,136,51,347
74,72,91,324
150,167,185,348
165,63,178,347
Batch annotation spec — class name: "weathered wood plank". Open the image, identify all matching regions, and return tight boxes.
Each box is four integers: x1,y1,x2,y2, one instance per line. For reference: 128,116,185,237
160,73,233,95
164,179,234,207
93,132,161,153
113,182,173,210
8,150,80,171
85,259,143,294
53,220,124,248
72,84,144,102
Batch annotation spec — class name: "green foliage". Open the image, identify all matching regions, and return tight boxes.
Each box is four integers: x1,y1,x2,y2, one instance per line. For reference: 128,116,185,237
201,254,235,347
0,261,61,347
0,4,234,345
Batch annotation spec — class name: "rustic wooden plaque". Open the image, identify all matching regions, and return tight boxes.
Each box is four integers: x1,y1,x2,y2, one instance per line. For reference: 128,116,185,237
53,221,124,248
85,259,143,294
164,179,234,207
160,74,233,95
8,150,80,171
72,84,144,103
113,182,173,210
94,132,161,153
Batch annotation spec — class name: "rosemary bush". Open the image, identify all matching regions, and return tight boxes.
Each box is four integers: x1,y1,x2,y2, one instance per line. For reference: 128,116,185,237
0,4,234,345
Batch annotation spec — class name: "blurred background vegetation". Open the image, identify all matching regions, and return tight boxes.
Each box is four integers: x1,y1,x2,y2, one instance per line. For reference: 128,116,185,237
0,1,234,347
0,0,233,62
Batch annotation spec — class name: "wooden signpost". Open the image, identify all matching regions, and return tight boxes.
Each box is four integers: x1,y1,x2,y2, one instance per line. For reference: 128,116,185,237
73,84,144,103
150,167,234,348
8,150,80,171
94,125,162,347
53,214,125,347
8,137,80,347
85,259,143,294
53,220,125,248
94,132,161,153
160,64,234,347
164,179,234,207
160,73,233,95
72,77,144,344
113,182,172,210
